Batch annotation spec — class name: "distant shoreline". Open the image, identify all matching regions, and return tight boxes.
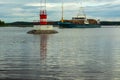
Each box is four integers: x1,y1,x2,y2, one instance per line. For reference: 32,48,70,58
100,21,120,26
0,21,120,27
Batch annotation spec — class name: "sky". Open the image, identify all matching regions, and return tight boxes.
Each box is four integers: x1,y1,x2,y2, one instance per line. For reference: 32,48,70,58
0,0,120,22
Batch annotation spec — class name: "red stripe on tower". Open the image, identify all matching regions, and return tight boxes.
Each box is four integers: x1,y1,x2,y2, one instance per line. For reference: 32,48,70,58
40,0,47,25
40,10,47,25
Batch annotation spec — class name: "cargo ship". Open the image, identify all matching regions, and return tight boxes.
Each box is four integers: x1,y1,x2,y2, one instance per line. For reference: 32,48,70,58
58,1,101,28
58,16,101,28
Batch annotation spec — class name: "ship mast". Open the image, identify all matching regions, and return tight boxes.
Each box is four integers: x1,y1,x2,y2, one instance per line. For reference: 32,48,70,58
77,0,86,18
61,0,64,22
78,0,89,24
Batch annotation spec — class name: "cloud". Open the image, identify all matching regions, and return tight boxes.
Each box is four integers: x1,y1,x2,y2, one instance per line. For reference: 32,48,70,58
0,0,120,22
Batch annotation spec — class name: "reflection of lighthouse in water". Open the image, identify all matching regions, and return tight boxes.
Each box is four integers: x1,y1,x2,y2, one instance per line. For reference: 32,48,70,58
40,34,48,60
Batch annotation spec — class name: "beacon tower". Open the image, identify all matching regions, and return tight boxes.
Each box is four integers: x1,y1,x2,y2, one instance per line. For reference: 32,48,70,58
34,0,53,30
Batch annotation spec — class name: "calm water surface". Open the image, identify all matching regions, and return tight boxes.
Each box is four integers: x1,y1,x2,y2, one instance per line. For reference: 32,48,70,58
0,26,120,80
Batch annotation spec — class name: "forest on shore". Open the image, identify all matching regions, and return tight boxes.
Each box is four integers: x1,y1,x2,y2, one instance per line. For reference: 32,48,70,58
1,20,120,27
0,20,5,26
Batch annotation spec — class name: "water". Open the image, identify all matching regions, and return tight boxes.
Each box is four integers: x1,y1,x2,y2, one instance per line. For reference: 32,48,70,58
0,26,120,80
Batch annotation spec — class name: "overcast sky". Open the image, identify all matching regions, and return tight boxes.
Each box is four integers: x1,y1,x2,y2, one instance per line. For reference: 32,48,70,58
0,0,120,22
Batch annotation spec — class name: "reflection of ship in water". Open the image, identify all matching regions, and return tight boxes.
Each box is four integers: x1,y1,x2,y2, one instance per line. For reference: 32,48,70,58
40,34,48,60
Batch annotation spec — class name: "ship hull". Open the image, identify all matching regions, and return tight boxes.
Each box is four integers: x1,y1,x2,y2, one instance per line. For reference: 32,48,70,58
58,22,101,28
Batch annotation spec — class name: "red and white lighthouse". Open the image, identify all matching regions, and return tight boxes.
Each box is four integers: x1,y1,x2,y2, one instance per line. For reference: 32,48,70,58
40,0,47,25
40,10,47,25
27,0,58,34
34,0,53,30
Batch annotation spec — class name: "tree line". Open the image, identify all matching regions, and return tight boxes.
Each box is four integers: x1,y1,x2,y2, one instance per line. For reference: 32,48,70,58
0,20,5,25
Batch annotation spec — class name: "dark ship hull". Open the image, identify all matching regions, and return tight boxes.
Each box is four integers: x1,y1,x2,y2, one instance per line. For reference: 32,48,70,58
58,22,101,28
58,19,101,28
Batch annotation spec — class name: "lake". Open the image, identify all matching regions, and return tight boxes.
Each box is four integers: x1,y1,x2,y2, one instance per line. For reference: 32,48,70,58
0,26,120,80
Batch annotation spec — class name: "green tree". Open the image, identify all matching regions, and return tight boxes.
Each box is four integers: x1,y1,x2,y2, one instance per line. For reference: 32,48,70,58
0,20,5,25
